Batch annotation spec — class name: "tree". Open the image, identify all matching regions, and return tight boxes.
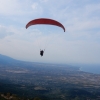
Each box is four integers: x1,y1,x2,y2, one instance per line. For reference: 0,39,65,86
34,97,41,100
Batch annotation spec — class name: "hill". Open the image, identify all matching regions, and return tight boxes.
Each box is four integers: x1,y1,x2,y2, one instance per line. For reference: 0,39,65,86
0,54,19,65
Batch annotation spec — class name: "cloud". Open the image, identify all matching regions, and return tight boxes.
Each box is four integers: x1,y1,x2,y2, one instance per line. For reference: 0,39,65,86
0,0,100,64
45,0,100,30
31,2,43,14
71,41,100,64
39,0,49,3
0,0,42,16
0,0,22,15
0,25,14,39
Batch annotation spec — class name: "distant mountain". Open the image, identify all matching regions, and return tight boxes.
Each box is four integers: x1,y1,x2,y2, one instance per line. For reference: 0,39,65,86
0,54,79,71
0,54,40,67
0,54,18,65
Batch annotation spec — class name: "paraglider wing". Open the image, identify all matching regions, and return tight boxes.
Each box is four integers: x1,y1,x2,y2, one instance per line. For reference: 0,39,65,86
26,18,65,32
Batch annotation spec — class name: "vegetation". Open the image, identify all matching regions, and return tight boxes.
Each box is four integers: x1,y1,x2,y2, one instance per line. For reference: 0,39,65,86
0,54,100,99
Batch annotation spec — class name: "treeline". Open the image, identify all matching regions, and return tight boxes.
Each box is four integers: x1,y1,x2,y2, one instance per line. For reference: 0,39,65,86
0,90,100,100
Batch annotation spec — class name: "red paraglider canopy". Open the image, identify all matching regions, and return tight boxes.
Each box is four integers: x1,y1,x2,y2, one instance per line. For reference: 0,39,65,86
26,18,65,32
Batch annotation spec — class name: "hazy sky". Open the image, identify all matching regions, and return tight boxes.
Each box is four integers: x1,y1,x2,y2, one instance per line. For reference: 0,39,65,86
0,0,100,64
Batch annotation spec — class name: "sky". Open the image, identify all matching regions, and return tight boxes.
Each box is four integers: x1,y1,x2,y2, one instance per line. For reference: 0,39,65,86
0,0,100,64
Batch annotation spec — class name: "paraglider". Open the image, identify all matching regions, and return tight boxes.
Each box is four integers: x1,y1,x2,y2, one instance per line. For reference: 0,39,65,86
26,18,65,32
25,18,65,56
40,49,45,57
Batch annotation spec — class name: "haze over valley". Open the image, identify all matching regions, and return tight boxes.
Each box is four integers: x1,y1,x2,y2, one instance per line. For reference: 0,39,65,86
0,54,100,100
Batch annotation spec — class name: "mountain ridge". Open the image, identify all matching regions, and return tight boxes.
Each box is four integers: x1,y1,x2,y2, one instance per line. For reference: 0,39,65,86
0,54,20,65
